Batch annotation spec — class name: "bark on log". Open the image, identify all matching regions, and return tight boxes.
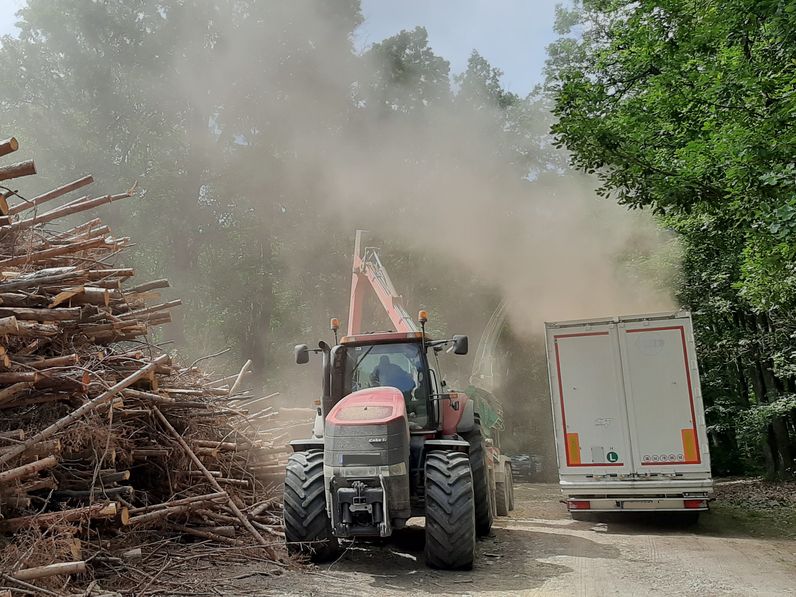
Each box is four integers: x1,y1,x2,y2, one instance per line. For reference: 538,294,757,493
54,485,133,499
125,278,170,294
20,353,79,369
12,192,132,231
0,439,59,459
0,137,18,158
121,548,142,561
0,317,61,337
229,359,253,396
170,523,242,545
0,159,36,182
0,270,87,293
0,370,39,384
0,382,33,405
127,491,227,515
127,503,192,525
0,238,109,268
0,495,30,508
0,307,81,321
0,292,49,307
0,454,57,483
66,287,110,306
190,440,249,451
0,476,57,495
118,299,181,320
7,175,94,216
87,268,135,280
12,561,86,581
0,429,24,441
50,218,103,242
0,502,118,532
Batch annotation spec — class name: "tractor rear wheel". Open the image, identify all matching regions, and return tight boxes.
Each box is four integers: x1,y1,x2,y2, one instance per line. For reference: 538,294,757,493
283,450,339,562
424,450,475,570
460,424,493,536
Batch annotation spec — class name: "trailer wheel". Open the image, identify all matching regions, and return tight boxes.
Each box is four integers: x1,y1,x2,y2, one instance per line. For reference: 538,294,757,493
460,424,493,536
677,511,701,526
507,465,515,511
495,478,509,516
424,450,475,570
283,450,339,562
570,512,596,522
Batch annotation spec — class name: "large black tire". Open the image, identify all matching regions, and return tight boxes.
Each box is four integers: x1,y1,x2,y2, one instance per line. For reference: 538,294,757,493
424,451,476,570
570,512,597,522
460,424,493,536
496,464,514,516
495,479,509,516
283,451,339,562
676,511,701,526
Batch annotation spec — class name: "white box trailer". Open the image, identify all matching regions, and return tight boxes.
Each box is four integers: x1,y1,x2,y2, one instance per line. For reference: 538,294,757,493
544,312,713,516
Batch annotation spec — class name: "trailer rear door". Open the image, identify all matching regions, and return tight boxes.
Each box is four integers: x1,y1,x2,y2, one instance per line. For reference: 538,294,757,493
547,324,634,474
617,317,711,475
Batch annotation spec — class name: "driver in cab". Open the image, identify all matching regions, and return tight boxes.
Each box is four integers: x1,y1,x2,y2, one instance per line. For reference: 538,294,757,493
370,355,415,398
369,355,426,429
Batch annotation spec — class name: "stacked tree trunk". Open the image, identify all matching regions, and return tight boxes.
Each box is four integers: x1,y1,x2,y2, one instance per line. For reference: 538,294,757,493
0,138,289,594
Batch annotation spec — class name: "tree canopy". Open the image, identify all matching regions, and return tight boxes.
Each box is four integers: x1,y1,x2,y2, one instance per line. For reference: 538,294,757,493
548,0,796,478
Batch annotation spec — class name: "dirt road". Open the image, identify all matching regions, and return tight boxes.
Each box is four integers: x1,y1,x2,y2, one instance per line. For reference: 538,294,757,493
203,483,796,596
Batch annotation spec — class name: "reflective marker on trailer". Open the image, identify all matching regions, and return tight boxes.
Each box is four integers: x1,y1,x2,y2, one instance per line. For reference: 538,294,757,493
568,500,591,510
683,499,707,509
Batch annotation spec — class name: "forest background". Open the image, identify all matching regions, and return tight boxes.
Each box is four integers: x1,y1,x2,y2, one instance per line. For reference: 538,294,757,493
0,0,793,479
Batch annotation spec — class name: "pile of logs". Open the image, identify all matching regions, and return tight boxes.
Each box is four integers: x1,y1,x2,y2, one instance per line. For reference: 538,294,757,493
0,137,289,594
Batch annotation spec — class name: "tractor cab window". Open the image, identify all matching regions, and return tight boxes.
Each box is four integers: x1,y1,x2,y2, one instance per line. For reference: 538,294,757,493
342,342,429,429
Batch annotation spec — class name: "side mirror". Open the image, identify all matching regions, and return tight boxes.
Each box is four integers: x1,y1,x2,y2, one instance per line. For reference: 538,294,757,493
294,344,310,364
452,334,468,355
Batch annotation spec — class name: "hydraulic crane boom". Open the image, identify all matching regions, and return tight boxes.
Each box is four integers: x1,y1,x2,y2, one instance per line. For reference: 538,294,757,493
347,230,419,336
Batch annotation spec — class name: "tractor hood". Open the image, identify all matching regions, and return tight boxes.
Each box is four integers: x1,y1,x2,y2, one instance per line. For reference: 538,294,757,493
327,387,407,426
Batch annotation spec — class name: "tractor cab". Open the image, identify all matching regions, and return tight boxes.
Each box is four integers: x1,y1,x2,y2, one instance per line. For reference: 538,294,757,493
330,330,467,431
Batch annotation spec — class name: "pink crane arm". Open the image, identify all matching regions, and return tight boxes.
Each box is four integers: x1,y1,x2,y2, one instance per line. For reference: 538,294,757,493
347,230,418,336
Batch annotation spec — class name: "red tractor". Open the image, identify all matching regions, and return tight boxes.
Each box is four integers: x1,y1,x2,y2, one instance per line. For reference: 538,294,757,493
284,232,510,569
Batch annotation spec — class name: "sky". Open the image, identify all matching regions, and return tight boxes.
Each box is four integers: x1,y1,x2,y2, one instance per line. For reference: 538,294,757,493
356,0,562,94
0,0,562,95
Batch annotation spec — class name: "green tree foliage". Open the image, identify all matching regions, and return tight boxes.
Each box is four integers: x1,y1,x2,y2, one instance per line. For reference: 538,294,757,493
547,0,796,477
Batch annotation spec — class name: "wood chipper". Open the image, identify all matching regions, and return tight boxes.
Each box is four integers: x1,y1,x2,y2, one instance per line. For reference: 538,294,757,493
284,231,513,569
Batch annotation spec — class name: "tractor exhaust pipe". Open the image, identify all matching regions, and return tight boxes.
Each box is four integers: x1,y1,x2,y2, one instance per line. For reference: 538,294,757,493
319,340,332,417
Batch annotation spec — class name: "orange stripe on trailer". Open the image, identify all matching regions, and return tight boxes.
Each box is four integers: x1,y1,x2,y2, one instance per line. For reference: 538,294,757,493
681,428,698,462
566,433,581,465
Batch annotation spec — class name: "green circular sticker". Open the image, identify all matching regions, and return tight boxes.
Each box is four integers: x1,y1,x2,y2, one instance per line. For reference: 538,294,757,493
607,451,619,463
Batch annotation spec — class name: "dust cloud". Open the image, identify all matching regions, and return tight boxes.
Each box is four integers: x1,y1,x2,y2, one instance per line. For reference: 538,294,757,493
163,2,678,457
162,2,677,335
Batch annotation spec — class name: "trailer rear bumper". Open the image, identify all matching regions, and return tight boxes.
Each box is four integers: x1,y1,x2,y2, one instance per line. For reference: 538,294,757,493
560,477,712,512
565,496,710,512
560,477,713,495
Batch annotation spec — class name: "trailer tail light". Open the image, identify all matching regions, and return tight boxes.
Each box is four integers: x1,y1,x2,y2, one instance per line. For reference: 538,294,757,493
683,499,706,509
568,500,591,510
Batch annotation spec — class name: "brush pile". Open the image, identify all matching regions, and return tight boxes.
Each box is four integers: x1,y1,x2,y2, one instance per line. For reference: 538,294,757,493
0,137,289,595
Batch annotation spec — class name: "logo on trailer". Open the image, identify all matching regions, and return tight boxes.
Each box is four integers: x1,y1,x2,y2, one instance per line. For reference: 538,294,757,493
607,451,619,463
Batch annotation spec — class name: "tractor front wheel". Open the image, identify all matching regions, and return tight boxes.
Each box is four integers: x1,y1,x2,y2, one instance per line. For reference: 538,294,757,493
283,450,339,562
424,450,476,570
